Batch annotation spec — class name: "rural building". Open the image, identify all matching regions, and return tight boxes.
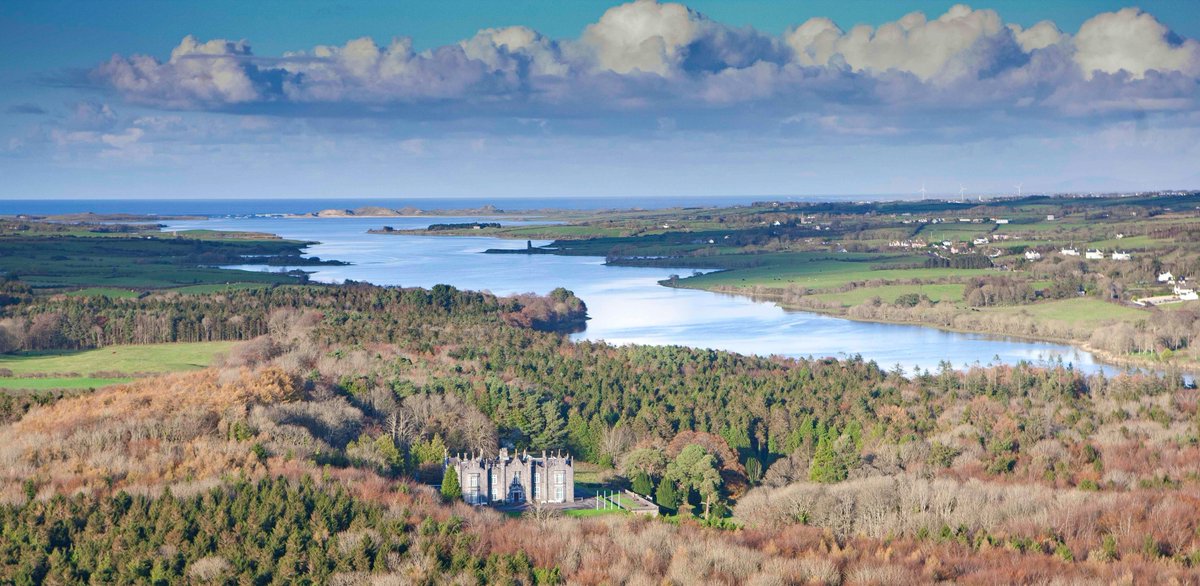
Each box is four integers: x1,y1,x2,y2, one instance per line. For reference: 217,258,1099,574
1061,248,1080,256
1159,272,1175,283
1111,251,1132,261
445,449,574,506
972,237,989,245
1024,250,1042,260
1176,286,1198,301
1085,249,1104,260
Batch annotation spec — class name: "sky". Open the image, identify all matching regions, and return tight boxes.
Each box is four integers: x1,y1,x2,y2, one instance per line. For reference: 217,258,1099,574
2,1,1199,199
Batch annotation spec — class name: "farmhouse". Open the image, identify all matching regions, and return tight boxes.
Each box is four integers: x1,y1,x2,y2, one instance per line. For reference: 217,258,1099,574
1024,250,1042,260
1111,251,1132,261
1085,249,1104,260
1159,272,1175,283
1060,248,1080,256
445,448,574,506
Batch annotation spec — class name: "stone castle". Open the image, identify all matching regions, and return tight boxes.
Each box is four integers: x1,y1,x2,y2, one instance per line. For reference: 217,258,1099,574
444,448,574,506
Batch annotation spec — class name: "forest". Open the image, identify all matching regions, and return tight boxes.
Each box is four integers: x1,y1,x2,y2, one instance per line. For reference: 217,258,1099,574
2,273,1200,582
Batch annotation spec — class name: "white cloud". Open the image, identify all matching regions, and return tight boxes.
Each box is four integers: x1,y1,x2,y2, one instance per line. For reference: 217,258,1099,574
1074,8,1200,79
785,4,1015,82
83,0,1199,128
1008,21,1065,53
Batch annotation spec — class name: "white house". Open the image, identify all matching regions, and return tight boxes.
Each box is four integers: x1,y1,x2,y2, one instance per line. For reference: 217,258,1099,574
1085,249,1104,260
1046,214,1056,221
1111,251,1131,261
994,219,1010,224
973,238,989,245
1024,250,1042,260
1061,248,1080,256
1158,272,1175,283
1175,286,1198,301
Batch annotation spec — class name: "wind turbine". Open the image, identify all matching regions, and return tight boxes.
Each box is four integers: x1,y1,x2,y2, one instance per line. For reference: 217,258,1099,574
919,182,927,199
1015,183,1023,197
959,184,966,203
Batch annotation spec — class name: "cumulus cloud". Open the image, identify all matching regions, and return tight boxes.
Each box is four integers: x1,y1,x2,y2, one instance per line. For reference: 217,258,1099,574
786,4,1020,82
83,1,1199,131
1074,8,1200,79
580,0,784,75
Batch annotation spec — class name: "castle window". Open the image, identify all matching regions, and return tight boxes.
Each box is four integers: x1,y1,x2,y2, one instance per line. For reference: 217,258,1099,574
553,470,565,502
467,474,480,504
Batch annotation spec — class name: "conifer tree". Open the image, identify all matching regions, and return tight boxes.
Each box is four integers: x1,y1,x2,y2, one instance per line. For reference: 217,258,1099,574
441,466,461,501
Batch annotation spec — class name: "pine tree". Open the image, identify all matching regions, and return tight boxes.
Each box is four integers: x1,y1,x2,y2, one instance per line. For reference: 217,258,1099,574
655,480,680,512
631,471,655,496
441,466,461,502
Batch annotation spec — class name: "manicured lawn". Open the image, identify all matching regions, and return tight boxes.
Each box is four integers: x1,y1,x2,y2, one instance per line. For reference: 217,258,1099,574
0,341,236,376
564,507,627,518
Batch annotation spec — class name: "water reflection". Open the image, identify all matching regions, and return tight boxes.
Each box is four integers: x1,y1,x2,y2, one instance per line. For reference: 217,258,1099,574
166,216,1145,377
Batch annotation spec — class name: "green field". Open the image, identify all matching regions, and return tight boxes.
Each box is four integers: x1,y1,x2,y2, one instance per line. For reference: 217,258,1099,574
1085,235,1163,250
981,298,1148,326
166,283,275,295
64,287,143,298
810,283,966,306
0,376,134,390
0,341,236,376
678,254,989,290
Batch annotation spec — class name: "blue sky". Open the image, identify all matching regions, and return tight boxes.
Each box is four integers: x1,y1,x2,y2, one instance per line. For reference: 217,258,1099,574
2,1,1199,199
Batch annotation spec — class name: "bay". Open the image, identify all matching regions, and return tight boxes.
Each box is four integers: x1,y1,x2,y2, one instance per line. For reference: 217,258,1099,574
161,215,1146,377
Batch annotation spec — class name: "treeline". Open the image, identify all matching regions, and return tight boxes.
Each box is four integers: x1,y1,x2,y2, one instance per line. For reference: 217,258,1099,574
425,222,502,231
0,283,587,351
924,254,993,269
963,276,1036,307
0,476,556,585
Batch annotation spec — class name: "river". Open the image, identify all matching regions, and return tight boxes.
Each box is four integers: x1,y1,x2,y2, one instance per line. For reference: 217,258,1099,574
164,215,1141,377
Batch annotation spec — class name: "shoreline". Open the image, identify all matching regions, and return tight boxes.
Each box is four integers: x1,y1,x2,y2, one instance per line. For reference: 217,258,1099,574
673,283,1198,374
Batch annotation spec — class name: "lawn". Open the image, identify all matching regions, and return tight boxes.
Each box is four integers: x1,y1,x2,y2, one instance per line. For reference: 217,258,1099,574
0,341,236,376
563,507,627,518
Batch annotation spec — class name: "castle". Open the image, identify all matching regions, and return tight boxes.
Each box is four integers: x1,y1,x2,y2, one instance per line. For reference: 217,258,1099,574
444,448,574,506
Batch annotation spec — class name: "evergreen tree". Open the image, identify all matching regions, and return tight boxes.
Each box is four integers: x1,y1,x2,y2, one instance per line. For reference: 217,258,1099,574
655,480,680,512
631,471,655,496
441,466,461,501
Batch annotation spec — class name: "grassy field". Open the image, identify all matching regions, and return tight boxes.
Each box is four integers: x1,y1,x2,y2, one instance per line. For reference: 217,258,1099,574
981,298,1148,326
0,376,134,390
166,283,275,295
0,341,236,376
679,257,989,290
64,287,143,299
810,283,966,306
